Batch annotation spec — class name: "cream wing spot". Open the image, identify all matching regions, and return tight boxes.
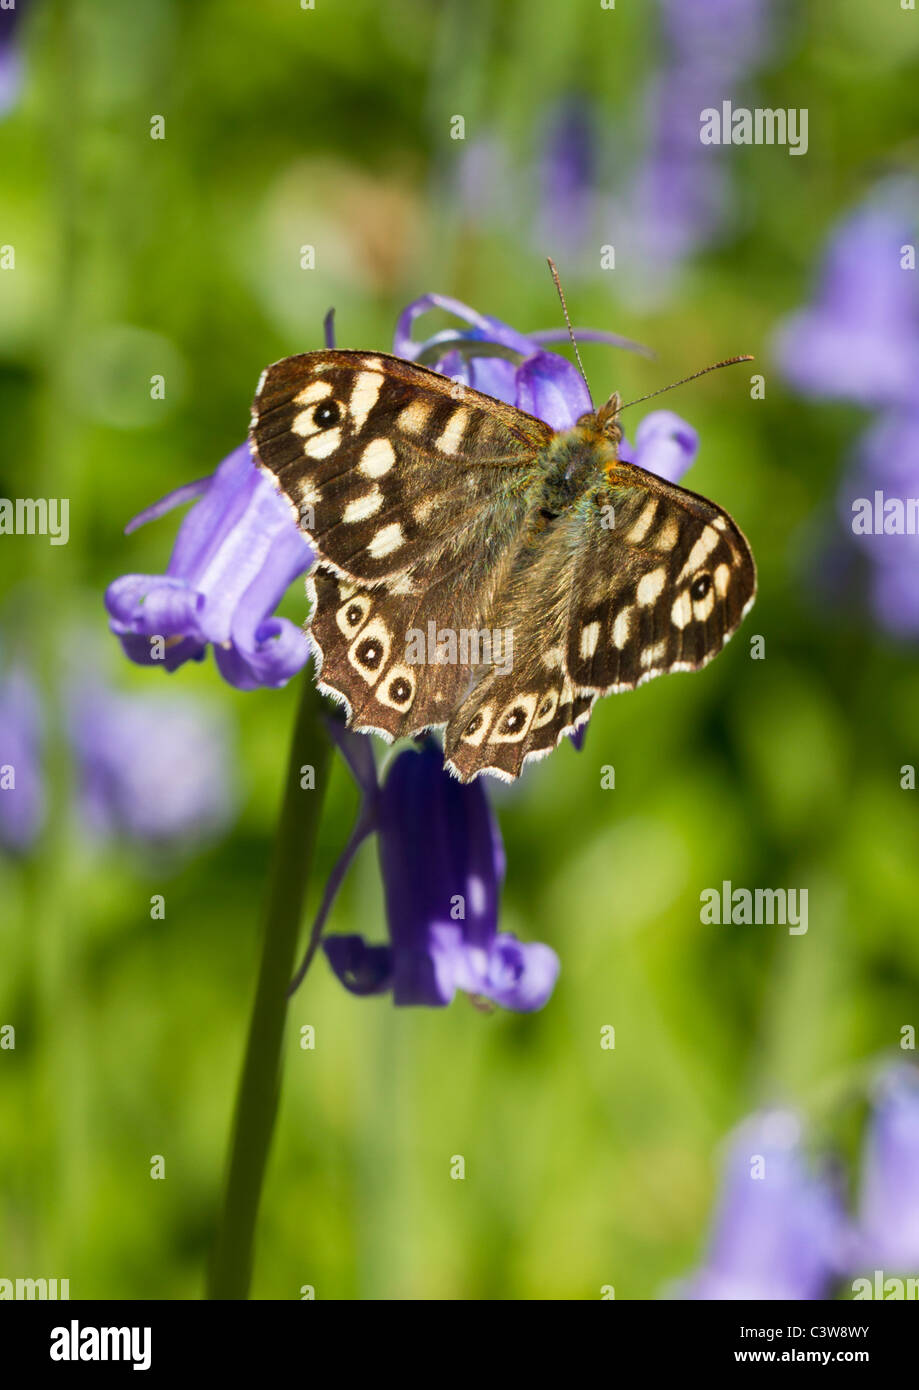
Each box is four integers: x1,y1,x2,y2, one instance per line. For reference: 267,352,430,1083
435,407,470,454
342,488,384,523
671,590,693,629
490,693,538,744
579,622,601,659
461,704,494,747
636,567,667,606
293,380,334,407
348,371,384,431
713,562,732,598
532,689,560,728
627,499,657,544
654,516,681,552
692,587,716,622
678,526,720,580
359,438,396,478
611,607,634,649
303,426,343,459
397,400,433,435
367,522,405,558
640,640,669,670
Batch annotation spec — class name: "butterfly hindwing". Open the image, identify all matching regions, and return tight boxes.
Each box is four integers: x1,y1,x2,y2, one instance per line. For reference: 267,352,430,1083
309,566,484,742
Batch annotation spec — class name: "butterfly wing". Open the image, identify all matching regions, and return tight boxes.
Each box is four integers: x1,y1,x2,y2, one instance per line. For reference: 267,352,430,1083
250,350,551,583
250,350,553,741
444,462,756,781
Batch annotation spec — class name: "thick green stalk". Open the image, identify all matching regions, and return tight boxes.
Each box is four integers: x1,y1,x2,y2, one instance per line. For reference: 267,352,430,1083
207,671,331,1299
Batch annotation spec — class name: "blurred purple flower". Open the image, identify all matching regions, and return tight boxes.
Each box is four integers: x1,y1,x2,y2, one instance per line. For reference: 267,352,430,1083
850,1066,919,1274
106,444,312,691
396,294,698,477
840,408,919,638
452,135,515,227
675,1111,846,1300
774,183,919,409
69,678,235,846
662,0,773,82
614,0,775,296
0,3,25,117
620,409,699,484
0,665,44,853
303,727,559,1011
537,98,597,261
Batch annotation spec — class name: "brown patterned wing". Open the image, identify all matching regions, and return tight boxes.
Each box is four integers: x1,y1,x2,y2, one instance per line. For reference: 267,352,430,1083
444,462,755,781
561,465,756,692
249,350,551,585
307,567,492,742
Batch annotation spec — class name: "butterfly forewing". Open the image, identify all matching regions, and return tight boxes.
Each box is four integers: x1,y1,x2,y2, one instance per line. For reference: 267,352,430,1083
251,350,550,583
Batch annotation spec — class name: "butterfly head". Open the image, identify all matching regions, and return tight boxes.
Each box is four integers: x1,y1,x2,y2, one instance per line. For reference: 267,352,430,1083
588,391,624,447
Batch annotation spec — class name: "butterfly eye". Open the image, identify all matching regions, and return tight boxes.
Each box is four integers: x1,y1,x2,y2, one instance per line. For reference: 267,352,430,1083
691,573,712,601
312,400,341,429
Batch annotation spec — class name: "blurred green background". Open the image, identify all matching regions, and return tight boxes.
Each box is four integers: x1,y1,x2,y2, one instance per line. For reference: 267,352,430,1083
1,0,918,1299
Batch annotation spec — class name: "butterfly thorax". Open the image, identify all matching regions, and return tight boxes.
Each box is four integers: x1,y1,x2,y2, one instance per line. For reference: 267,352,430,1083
537,419,620,520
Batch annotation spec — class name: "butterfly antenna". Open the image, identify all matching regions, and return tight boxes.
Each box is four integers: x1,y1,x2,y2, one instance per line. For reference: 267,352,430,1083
547,256,593,406
618,355,754,412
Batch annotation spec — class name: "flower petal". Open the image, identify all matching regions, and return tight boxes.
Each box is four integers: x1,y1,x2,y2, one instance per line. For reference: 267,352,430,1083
515,350,592,430
394,293,535,361
624,409,699,483
323,935,393,996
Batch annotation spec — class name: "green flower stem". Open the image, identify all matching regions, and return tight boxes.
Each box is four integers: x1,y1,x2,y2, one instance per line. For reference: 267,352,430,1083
207,669,331,1299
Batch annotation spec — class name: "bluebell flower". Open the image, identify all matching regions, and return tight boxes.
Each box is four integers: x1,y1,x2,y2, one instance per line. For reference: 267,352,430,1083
774,181,919,410
68,676,235,847
0,664,44,854
299,726,559,1011
674,1111,846,1300
106,444,313,691
850,1066,919,1274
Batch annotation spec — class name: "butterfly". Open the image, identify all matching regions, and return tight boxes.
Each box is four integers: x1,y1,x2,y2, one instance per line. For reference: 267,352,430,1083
249,348,756,782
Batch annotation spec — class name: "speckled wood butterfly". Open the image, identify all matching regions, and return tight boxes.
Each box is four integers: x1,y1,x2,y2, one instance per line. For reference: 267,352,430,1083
249,338,756,782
